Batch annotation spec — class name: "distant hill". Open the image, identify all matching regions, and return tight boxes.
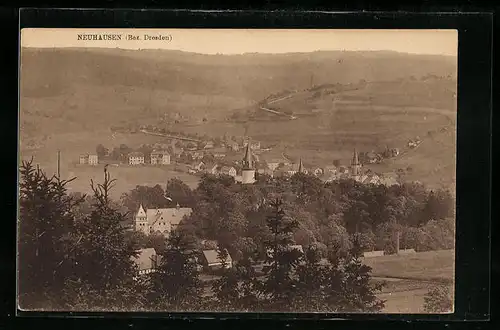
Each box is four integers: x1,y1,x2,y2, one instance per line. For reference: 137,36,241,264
20,47,456,137
19,47,457,191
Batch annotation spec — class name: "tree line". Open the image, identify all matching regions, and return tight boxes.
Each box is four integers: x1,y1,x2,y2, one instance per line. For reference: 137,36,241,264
123,172,454,260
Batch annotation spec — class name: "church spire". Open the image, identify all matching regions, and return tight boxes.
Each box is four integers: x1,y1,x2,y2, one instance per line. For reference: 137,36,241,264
351,148,361,176
298,158,303,173
243,141,253,170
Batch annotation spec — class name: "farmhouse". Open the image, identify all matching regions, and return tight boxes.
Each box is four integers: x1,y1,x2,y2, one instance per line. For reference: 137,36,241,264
131,248,160,276
135,204,193,236
201,249,233,271
220,166,237,177
129,152,145,165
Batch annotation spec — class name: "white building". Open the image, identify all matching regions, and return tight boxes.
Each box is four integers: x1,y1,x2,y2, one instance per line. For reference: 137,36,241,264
129,152,145,165
88,154,98,165
151,150,171,165
135,204,193,236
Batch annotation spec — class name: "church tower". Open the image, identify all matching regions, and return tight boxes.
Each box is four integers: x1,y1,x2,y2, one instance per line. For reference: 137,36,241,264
351,148,361,176
135,204,148,234
241,141,256,184
298,158,304,174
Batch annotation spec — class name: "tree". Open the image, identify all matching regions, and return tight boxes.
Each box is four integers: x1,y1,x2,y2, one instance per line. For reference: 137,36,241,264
421,189,454,223
210,243,240,311
120,185,170,216
259,198,301,310
96,144,108,159
165,178,195,208
65,168,145,311
292,245,329,311
18,159,84,310
149,229,203,311
423,285,453,313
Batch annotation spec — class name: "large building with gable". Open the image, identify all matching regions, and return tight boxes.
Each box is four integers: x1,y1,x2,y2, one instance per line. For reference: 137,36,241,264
135,203,193,236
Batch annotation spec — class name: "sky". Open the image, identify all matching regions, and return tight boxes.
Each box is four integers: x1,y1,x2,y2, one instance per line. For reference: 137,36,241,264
21,28,458,56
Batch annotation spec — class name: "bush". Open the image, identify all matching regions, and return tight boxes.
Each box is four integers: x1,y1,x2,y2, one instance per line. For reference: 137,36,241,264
423,285,453,313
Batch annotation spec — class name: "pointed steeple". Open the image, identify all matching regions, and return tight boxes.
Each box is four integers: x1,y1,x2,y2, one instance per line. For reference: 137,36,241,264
351,148,361,176
298,158,303,173
352,148,359,166
243,141,253,170
137,204,147,218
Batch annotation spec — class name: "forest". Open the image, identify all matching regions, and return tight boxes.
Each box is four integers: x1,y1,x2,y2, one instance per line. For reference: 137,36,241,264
18,159,454,312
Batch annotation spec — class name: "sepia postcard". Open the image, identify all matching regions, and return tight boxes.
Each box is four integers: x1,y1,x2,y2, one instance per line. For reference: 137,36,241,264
18,28,457,314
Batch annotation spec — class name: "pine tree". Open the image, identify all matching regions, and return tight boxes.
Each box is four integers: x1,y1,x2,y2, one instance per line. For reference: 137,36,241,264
64,167,144,311
260,198,301,311
149,228,203,311
18,159,83,310
210,243,240,311
293,245,329,311
325,237,385,312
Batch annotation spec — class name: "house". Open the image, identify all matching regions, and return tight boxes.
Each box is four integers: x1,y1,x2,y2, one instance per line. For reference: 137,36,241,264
257,168,274,178
338,166,350,175
79,154,89,165
192,152,204,160
131,248,159,276
228,142,240,152
365,152,380,164
323,165,337,174
150,150,171,165
206,163,219,175
244,141,260,150
266,159,289,171
279,163,306,176
189,161,205,172
203,141,215,149
201,249,233,270
212,147,227,159
313,167,324,176
135,204,193,236
88,154,98,165
380,173,399,187
129,152,145,165
173,147,184,158
220,166,237,177
408,139,421,148
389,148,400,157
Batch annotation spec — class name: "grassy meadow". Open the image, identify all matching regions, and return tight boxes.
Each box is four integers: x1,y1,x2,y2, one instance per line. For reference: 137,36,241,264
364,249,455,313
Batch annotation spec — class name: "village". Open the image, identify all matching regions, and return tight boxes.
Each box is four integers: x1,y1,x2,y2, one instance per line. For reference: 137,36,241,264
77,127,426,189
